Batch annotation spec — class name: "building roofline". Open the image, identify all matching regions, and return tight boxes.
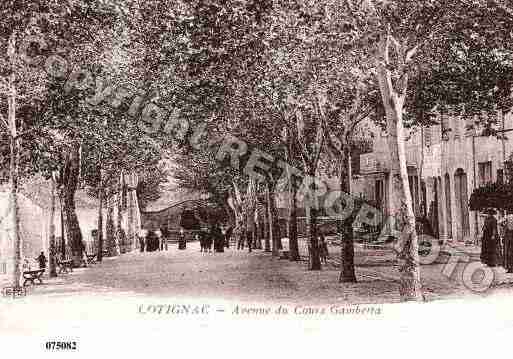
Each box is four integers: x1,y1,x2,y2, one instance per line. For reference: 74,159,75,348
141,198,211,215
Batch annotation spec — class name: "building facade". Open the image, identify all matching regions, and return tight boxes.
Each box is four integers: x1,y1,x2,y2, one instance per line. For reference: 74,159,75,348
353,110,513,243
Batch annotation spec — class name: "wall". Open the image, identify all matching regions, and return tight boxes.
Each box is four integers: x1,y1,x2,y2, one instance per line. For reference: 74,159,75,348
355,110,513,242
0,193,48,279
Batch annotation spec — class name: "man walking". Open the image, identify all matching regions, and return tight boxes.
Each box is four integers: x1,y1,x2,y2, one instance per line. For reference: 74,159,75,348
138,227,147,252
155,228,163,251
36,251,47,270
237,229,245,250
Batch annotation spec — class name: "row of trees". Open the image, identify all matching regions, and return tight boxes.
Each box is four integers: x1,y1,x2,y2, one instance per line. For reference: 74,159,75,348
172,0,513,302
2,1,513,302
0,1,186,287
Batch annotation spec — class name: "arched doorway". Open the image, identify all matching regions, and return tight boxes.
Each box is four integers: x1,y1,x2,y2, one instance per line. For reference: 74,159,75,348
454,168,470,240
445,173,452,238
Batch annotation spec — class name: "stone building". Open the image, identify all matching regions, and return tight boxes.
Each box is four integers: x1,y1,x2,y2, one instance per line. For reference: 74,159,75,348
353,110,513,243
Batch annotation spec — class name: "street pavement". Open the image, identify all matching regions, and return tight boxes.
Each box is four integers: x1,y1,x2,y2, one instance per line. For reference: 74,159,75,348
2,240,512,305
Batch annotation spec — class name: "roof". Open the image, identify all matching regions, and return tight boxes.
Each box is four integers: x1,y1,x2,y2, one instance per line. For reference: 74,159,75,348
143,186,207,212
142,198,211,215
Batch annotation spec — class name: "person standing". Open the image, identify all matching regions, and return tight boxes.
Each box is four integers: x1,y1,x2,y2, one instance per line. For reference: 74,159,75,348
178,227,187,250
199,227,205,252
214,224,224,253
221,226,227,248
210,224,218,253
481,208,500,267
237,229,245,250
225,226,233,249
500,211,513,273
146,230,156,252
155,228,163,251
205,226,213,253
162,228,169,251
138,227,147,252
81,240,89,267
319,234,329,264
36,251,47,270
246,229,252,253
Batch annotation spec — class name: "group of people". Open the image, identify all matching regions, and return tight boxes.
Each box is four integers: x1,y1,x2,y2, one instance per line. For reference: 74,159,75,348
138,227,168,252
198,224,233,253
480,208,513,272
319,234,329,264
137,224,235,253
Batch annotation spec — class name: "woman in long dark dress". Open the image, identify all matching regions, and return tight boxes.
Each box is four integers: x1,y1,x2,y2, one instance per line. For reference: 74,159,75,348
500,212,513,273
213,224,224,253
199,228,206,252
205,227,213,253
481,209,499,267
178,228,187,250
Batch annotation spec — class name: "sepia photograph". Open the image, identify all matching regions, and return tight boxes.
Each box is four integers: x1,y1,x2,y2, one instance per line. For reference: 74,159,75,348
1,1,513,357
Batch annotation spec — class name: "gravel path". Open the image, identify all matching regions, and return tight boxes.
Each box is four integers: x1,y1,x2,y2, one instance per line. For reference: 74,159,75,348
4,241,513,305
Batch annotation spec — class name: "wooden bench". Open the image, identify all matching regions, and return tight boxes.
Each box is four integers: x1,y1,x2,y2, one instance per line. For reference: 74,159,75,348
23,269,45,286
58,259,74,274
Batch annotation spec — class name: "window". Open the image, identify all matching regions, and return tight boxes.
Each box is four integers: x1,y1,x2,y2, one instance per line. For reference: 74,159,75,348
478,161,493,186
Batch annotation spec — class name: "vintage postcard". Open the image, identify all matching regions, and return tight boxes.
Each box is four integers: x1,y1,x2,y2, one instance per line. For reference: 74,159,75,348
1,1,513,357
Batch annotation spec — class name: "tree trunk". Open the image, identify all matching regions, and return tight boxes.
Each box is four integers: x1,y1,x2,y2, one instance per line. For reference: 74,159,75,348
268,183,280,256
97,183,104,262
306,169,321,271
264,193,271,252
116,173,124,253
339,147,356,282
8,123,21,288
48,177,58,277
308,205,322,270
62,143,83,266
106,197,117,256
288,175,300,261
376,62,423,301
266,184,277,256
7,32,21,288
59,194,66,258
127,172,137,252
246,207,254,253
9,136,21,288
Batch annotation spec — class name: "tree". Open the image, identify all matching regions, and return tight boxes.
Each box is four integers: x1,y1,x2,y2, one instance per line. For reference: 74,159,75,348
0,0,122,285
337,0,513,300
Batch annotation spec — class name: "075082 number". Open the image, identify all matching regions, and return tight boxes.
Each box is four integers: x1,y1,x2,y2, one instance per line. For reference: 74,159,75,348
45,341,77,350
